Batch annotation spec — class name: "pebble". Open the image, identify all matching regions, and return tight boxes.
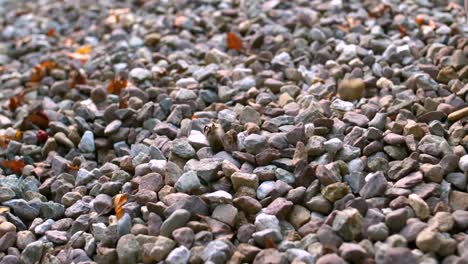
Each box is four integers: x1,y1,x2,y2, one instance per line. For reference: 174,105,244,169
78,131,95,153
337,79,365,101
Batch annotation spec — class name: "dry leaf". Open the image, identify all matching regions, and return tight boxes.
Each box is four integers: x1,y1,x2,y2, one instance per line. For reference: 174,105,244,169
114,193,128,219
21,111,49,130
15,130,22,140
47,28,56,37
415,15,426,25
227,32,243,51
66,52,90,64
107,78,128,95
2,159,25,174
398,25,407,37
30,61,58,83
9,92,24,111
76,45,92,55
67,164,79,171
69,70,87,89
0,136,9,149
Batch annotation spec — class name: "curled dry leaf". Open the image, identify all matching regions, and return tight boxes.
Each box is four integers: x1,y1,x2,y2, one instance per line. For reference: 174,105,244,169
9,92,24,111
227,32,243,51
67,164,79,171
47,28,56,37
107,78,128,95
21,111,50,130
76,45,92,55
69,69,87,89
114,193,128,219
30,60,58,83
2,159,25,175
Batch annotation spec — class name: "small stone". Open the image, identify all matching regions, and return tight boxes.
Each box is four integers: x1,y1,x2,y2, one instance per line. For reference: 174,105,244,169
78,131,95,153
231,172,259,190
172,139,196,159
332,208,363,241
416,228,441,252
321,182,349,202
150,236,176,261
212,204,238,227
408,193,431,220
337,79,365,101
359,172,387,199
382,247,416,264
459,155,468,173
130,67,152,81
339,243,366,263
166,246,191,264
239,106,261,125
287,205,310,229
160,209,191,237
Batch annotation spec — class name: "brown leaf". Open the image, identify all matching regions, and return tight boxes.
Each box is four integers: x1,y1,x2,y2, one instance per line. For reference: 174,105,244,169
2,159,25,174
21,111,49,130
0,135,9,149
398,25,407,37
227,32,243,51
67,164,79,171
69,70,87,89
9,92,24,111
47,28,56,37
114,193,128,219
30,61,58,83
107,78,128,95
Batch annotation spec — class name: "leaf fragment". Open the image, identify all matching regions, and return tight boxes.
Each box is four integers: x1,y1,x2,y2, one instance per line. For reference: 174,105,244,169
227,32,243,51
114,193,128,219
2,159,25,175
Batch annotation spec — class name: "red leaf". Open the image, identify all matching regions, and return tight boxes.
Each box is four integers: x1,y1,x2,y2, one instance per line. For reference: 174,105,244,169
107,78,127,95
227,32,243,51
9,92,24,111
21,111,49,130
2,160,25,175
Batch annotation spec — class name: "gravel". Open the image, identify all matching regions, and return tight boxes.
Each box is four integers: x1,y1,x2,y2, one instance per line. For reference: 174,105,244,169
0,0,467,263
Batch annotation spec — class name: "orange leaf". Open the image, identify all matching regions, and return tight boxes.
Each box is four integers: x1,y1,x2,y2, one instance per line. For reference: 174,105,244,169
398,25,407,37
30,65,46,83
119,97,128,109
107,78,127,95
15,130,22,140
415,15,425,25
2,160,25,175
76,45,92,55
66,52,90,64
0,135,9,149
227,32,243,51
69,70,87,89
30,61,58,83
114,193,128,219
47,28,56,37
67,164,79,171
9,93,24,111
21,111,49,130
